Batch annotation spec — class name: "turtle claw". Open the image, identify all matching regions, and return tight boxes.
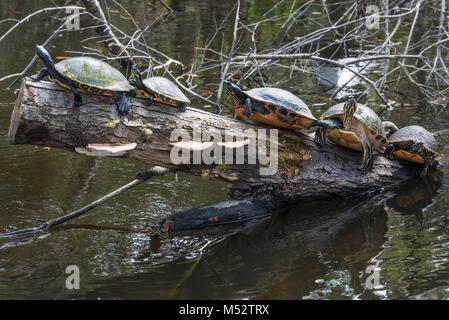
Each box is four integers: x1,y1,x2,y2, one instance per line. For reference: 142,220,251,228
72,100,82,109
178,103,187,112
118,104,130,115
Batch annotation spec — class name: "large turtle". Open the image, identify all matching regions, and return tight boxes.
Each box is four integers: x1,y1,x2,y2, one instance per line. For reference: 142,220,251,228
385,125,441,176
223,81,316,130
30,45,134,115
130,66,190,112
314,98,388,174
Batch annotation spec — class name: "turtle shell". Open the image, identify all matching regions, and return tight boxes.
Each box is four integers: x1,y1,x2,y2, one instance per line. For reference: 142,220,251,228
143,76,190,103
55,57,133,92
244,88,315,120
388,125,440,155
321,102,385,137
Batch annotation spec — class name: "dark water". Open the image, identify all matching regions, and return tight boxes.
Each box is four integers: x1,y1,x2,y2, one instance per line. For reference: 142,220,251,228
0,0,449,299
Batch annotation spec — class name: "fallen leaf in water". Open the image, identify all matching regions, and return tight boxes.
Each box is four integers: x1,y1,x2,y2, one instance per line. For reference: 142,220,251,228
44,147,51,152
108,9,121,13
56,56,71,60
312,12,322,15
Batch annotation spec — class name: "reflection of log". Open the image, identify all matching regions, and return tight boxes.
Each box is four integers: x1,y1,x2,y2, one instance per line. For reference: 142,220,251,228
83,194,393,299
159,199,285,232
10,79,418,206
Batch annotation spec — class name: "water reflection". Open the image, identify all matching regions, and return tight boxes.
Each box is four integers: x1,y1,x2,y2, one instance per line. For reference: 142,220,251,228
386,177,442,228
77,187,410,299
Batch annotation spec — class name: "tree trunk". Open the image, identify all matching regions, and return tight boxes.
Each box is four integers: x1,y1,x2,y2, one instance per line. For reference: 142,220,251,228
9,79,416,204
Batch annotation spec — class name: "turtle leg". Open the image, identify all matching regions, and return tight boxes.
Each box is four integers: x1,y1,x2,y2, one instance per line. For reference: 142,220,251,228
431,160,439,172
418,149,431,176
315,127,327,146
244,97,253,117
147,93,155,107
177,103,187,112
30,67,49,82
384,144,396,160
69,84,83,109
360,135,374,175
114,92,130,115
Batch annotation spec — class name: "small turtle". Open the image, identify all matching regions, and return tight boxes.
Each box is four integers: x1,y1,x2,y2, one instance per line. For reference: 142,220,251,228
130,66,190,112
314,99,388,174
223,81,316,130
385,125,441,176
30,45,134,114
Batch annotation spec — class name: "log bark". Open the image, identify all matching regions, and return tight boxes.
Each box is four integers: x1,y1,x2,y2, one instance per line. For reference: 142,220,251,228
9,79,417,204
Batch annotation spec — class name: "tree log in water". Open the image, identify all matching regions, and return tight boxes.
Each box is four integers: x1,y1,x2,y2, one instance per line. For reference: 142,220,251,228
8,79,419,230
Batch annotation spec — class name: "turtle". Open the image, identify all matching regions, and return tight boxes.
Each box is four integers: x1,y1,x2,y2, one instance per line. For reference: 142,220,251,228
385,125,441,176
314,98,388,174
223,81,316,130
382,121,399,138
30,45,134,115
130,66,190,112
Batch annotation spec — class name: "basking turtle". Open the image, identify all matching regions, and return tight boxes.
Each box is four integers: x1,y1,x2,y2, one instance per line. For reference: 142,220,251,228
223,81,316,130
385,125,440,176
314,99,388,174
130,66,190,112
30,45,134,115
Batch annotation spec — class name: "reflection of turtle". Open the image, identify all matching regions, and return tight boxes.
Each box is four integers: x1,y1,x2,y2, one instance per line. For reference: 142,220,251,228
130,66,190,112
31,45,134,114
387,177,441,224
385,125,441,176
314,99,388,174
223,81,316,130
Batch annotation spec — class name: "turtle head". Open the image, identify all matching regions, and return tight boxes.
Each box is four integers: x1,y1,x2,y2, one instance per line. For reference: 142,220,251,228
131,66,143,81
130,66,145,90
411,142,424,154
343,98,357,130
35,45,55,68
223,81,245,105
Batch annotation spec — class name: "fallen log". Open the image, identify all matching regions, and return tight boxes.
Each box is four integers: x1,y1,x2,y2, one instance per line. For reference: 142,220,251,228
158,199,284,233
9,79,418,206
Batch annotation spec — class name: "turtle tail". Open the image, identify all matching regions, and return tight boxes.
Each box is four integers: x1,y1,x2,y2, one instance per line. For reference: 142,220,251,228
115,93,130,115
313,119,343,129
